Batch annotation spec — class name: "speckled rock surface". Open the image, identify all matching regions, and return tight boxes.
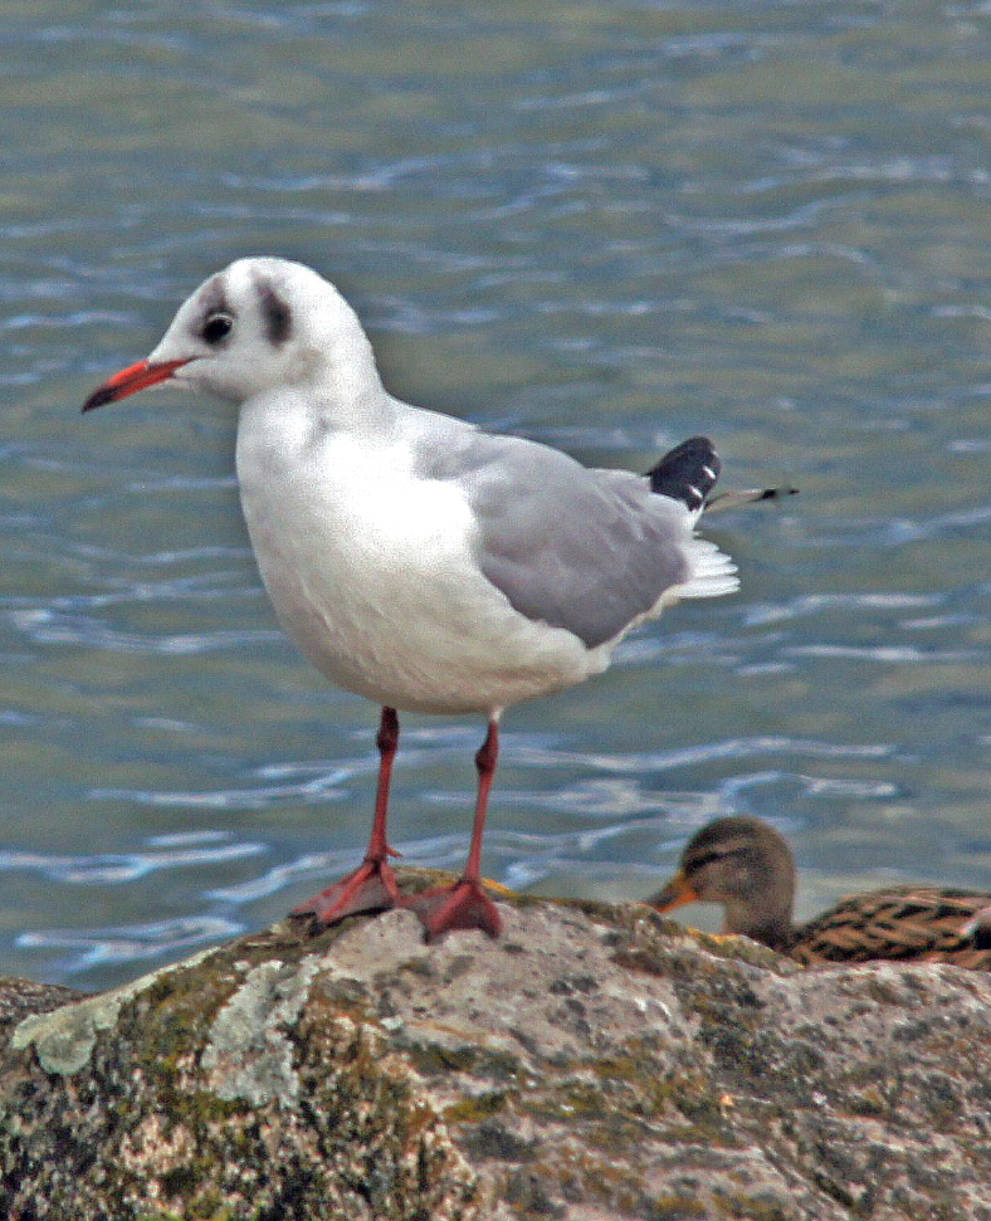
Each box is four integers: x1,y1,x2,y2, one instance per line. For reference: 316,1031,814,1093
3,878,991,1220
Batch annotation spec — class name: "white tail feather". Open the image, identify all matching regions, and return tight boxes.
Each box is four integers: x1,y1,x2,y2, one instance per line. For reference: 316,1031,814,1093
676,536,739,600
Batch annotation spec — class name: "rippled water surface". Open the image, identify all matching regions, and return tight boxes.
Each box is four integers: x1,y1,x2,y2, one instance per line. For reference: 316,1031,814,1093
3,1,990,987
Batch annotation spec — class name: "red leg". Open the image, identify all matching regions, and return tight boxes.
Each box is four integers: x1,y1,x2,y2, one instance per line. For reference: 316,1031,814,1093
405,719,503,940
292,706,402,925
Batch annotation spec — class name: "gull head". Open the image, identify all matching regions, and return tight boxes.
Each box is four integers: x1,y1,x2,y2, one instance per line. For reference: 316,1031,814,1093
82,257,379,412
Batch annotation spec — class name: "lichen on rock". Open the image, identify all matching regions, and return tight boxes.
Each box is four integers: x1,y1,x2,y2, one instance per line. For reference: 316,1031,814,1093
200,957,321,1106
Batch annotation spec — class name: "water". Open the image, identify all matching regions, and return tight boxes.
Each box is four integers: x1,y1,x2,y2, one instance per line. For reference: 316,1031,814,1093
2,0,990,989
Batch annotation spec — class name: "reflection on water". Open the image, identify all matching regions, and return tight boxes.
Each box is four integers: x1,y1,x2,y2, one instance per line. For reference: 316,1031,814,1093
17,916,242,977
2,1,990,988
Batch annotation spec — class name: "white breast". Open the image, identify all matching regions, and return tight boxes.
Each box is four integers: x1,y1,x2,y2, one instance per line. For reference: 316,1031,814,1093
235,395,603,715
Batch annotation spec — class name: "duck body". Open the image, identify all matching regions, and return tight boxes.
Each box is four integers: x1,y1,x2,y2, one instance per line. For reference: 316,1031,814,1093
784,885,991,968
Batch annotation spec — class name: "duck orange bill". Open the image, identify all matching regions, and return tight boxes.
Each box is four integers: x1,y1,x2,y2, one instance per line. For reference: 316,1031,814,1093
647,868,699,913
81,358,189,413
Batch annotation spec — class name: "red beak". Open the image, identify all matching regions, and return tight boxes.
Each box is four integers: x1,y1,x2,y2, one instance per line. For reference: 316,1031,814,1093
81,357,189,413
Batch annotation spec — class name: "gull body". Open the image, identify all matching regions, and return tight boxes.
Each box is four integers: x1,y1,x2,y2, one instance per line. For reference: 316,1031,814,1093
83,257,740,938
238,392,626,716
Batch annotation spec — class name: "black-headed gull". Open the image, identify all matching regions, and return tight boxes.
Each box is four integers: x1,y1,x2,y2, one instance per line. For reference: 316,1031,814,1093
83,257,760,940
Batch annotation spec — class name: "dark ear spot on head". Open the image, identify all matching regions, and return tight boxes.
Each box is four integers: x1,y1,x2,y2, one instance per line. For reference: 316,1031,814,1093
200,275,232,318
258,281,292,346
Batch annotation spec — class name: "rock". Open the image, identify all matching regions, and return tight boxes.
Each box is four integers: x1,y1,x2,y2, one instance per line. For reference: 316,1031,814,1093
2,875,991,1219
0,976,83,1031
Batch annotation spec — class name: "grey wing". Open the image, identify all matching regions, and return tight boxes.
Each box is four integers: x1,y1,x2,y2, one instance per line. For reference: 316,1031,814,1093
425,429,693,649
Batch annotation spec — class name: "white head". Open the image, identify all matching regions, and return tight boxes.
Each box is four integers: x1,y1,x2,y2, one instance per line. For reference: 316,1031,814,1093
82,257,382,412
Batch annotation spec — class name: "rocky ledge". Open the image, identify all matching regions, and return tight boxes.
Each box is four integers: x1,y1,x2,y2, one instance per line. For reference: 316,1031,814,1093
2,873,991,1220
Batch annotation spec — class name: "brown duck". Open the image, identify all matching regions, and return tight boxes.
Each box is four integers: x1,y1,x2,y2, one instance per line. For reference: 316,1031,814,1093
647,815,991,967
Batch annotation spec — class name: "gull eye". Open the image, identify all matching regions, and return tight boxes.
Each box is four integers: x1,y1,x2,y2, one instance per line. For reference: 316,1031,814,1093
202,313,233,345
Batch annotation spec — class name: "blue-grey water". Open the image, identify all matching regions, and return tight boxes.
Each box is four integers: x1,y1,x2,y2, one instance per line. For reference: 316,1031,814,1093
3,1,989,989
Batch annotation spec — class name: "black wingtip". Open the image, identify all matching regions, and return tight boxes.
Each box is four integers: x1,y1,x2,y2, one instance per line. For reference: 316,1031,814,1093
646,436,721,511
755,485,799,502
702,484,799,514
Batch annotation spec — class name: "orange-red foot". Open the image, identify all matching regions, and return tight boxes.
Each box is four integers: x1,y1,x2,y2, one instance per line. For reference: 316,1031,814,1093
402,877,502,941
291,857,400,926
